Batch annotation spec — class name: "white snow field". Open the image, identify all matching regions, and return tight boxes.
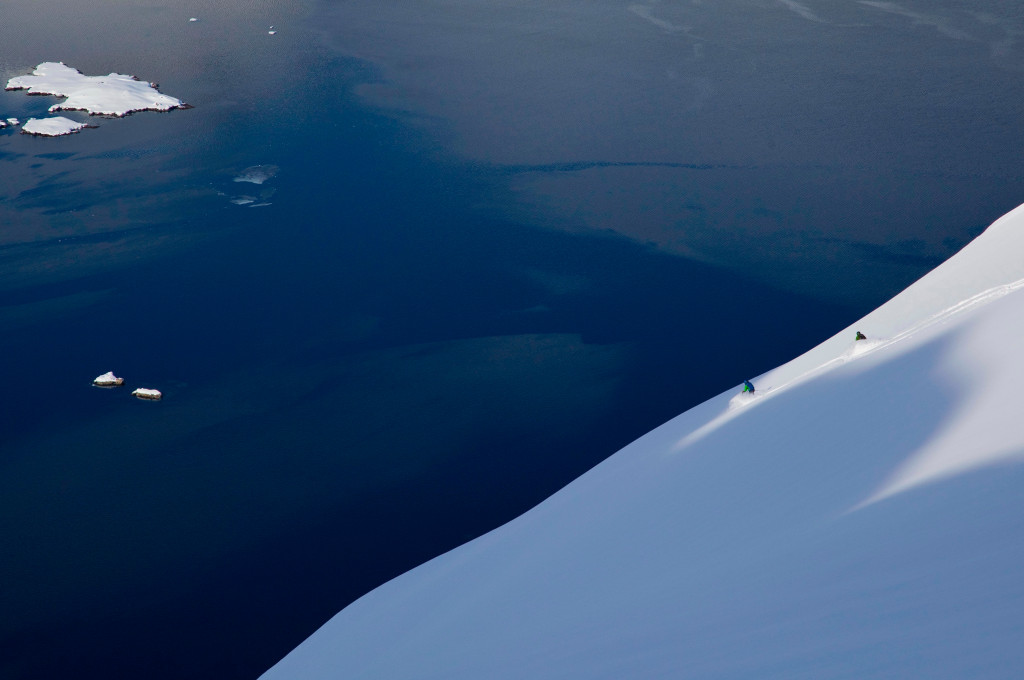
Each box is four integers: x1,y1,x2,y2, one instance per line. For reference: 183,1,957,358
6,62,185,117
262,204,1024,680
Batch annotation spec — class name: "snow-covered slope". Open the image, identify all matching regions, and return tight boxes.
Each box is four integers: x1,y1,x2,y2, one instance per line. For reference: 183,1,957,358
262,204,1024,680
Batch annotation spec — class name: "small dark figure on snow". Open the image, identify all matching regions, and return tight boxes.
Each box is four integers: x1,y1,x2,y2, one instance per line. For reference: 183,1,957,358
743,380,755,394
855,331,867,341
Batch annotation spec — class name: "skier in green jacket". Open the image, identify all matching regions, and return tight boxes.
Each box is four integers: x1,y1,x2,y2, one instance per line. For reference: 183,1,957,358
743,380,755,394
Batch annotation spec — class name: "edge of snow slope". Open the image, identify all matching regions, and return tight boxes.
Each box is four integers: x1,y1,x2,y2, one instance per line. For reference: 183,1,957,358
261,203,1024,680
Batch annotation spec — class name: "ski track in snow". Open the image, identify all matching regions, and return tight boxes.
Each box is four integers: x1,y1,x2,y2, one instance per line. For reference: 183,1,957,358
674,276,1024,454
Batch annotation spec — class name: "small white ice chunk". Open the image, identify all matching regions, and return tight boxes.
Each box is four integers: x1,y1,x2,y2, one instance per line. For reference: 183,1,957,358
189,17,198,22
6,62,187,117
268,30,277,35
22,116,88,136
93,371,125,387
132,387,162,400
7,118,20,126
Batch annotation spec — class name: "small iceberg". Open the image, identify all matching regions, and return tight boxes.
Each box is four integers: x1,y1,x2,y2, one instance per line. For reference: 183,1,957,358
21,116,90,136
93,371,125,387
7,118,20,126
131,387,162,401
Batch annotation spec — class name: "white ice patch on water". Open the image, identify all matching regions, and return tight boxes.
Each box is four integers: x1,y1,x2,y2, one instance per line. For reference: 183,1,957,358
7,118,20,126
234,165,278,184
6,62,186,117
231,197,256,205
21,116,88,136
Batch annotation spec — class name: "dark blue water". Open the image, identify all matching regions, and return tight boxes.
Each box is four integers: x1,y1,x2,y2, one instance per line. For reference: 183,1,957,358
3,1,1024,678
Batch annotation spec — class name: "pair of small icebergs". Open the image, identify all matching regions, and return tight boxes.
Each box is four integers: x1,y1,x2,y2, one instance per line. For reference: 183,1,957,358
93,371,162,400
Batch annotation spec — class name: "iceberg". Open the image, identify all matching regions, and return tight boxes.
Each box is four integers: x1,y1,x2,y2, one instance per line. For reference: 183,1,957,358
261,202,1024,679
6,62,187,117
92,371,124,387
131,387,162,401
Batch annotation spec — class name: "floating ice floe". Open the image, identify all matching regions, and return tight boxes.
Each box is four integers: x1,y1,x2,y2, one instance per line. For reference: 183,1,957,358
21,116,90,137
7,118,20,126
92,371,125,387
189,17,198,22
231,196,256,205
234,165,278,184
6,62,187,117
131,387,162,400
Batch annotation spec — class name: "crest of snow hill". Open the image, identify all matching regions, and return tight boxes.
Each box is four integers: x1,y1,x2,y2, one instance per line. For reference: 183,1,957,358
5,61,187,136
262,204,1024,680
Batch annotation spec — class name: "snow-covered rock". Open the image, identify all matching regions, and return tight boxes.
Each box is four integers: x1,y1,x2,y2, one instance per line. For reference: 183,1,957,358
21,116,89,137
6,62,186,117
92,371,124,387
261,202,1024,680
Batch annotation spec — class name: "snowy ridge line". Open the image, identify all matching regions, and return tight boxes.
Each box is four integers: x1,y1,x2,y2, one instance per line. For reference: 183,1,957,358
674,275,1024,452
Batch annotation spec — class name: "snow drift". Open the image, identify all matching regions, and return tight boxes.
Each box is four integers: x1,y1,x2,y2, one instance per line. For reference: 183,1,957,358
261,203,1024,679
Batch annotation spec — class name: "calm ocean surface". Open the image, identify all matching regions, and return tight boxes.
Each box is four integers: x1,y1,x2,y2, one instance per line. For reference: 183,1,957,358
3,1,1023,678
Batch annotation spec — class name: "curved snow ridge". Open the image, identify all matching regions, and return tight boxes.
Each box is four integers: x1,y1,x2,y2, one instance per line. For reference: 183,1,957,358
853,287,1024,509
